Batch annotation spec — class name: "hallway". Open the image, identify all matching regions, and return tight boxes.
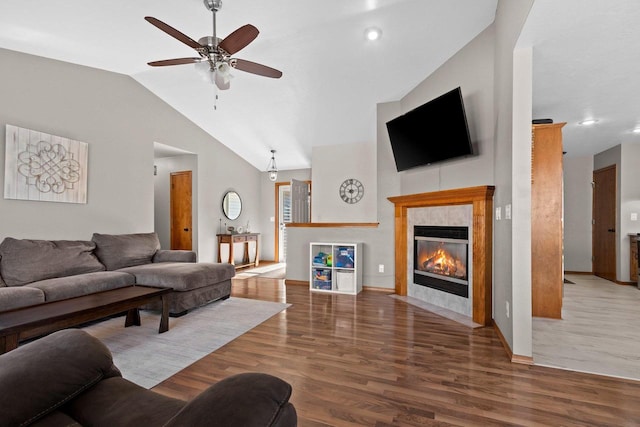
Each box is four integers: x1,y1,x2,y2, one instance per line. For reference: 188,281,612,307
533,274,640,381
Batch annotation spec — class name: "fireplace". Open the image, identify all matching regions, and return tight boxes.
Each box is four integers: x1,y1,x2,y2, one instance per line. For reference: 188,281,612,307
389,186,493,325
414,225,469,298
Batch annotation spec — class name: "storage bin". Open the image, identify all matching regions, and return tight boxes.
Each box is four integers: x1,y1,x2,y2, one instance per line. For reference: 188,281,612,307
336,271,354,292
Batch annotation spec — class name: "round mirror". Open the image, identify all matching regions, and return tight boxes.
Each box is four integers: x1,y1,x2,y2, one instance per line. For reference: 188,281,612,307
222,191,242,220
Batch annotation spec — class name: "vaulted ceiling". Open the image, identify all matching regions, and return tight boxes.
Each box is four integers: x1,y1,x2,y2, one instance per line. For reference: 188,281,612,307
0,0,497,170
2,1,635,170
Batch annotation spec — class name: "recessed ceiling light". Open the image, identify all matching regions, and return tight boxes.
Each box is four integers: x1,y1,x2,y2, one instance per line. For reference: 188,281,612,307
633,128,640,133
365,27,382,41
579,119,598,125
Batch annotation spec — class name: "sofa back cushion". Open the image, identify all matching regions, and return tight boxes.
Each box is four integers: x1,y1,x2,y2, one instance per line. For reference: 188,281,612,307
0,329,121,427
0,238,106,287
92,232,161,270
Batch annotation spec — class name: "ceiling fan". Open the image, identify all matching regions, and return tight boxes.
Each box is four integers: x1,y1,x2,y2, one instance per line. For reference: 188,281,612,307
145,0,282,91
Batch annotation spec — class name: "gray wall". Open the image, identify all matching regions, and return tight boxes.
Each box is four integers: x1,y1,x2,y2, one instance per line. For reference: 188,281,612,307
0,47,261,262
492,0,535,357
286,23,500,289
311,143,377,222
620,143,640,281
399,26,496,194
563,155,594,272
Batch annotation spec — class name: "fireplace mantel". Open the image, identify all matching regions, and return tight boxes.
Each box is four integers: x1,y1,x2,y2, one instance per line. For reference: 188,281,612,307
388,185,495,325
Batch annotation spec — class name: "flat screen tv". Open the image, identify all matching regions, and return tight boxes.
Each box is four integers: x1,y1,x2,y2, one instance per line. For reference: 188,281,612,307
386,87,473,172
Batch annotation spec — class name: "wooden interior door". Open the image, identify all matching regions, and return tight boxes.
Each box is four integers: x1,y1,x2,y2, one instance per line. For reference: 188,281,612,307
290,179,310,223
170,171,192,250
593,165,616,281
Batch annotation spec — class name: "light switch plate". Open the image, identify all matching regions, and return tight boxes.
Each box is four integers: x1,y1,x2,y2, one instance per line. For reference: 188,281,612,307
495,207,502,221
505,204,512,220
631,212,638,221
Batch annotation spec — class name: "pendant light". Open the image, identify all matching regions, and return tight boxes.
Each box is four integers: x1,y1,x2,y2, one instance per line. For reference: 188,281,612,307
267,149,278,181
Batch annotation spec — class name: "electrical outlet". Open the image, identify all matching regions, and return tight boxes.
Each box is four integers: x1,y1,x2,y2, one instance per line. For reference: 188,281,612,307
378,264,384,273
631,212,638,221
269,216,275,222
505,301,510,318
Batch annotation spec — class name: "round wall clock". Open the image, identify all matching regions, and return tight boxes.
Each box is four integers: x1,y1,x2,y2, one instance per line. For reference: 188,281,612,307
339,178,364,204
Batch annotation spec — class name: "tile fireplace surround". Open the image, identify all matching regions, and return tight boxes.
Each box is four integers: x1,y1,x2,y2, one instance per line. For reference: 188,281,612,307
388,186,495,326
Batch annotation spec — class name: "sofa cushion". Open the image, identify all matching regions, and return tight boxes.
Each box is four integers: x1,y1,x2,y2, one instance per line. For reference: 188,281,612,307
0,238,105,287
0,329,120,427
118,262,235,291
64,377,185,426
153,249,196,263
27,271,135,302
0,287,46,311
92,233,160,270
30,410,82,427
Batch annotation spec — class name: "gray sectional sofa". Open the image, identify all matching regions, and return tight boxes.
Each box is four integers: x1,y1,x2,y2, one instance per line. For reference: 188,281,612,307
0,232,235,316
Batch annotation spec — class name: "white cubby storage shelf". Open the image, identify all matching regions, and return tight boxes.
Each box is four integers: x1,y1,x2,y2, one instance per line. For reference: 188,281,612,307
310,242,362,295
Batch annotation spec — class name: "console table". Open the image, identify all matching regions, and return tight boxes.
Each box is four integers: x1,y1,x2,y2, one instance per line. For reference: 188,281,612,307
631,234,638,285
217,233,260,269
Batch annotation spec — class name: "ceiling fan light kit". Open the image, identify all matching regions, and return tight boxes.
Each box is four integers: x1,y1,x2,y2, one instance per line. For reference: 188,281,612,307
145,0,282,93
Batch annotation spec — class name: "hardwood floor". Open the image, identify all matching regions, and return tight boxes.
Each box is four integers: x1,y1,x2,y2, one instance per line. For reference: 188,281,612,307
153,276,640,426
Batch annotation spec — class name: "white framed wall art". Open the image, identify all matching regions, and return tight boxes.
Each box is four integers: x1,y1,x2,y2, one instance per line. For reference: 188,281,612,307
4,125,88,204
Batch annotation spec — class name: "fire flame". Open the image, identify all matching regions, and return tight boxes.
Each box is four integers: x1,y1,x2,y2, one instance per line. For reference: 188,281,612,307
418,244,467,280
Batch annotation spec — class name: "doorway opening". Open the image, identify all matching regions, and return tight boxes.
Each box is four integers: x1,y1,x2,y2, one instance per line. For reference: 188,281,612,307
153,142,197,251
275,179,311,263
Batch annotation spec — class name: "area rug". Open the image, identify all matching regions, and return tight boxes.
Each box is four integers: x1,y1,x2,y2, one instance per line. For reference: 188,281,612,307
82,297,290,388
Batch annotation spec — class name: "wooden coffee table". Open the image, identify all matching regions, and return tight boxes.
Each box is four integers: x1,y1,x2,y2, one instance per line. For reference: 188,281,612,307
0,286,171,354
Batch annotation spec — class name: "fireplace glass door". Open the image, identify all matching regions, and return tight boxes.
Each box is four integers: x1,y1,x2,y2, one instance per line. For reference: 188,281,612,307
414,225,469,298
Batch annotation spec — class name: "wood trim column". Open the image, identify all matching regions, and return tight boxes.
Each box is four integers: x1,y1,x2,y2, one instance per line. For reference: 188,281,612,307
388,185,495,326
394,205,408,296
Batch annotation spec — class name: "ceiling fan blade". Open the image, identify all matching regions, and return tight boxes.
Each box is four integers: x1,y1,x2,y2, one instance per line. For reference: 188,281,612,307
145,16,203,51
219,24,259,55
148,58,202,67
233,59,282,78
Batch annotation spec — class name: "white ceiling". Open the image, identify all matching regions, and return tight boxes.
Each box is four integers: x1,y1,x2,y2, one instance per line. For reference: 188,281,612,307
4,1,630,168
0,0,497,170
522,0,640,158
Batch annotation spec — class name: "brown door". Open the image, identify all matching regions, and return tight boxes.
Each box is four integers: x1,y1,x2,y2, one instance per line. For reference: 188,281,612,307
593,165,616,281
170,171,192,250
